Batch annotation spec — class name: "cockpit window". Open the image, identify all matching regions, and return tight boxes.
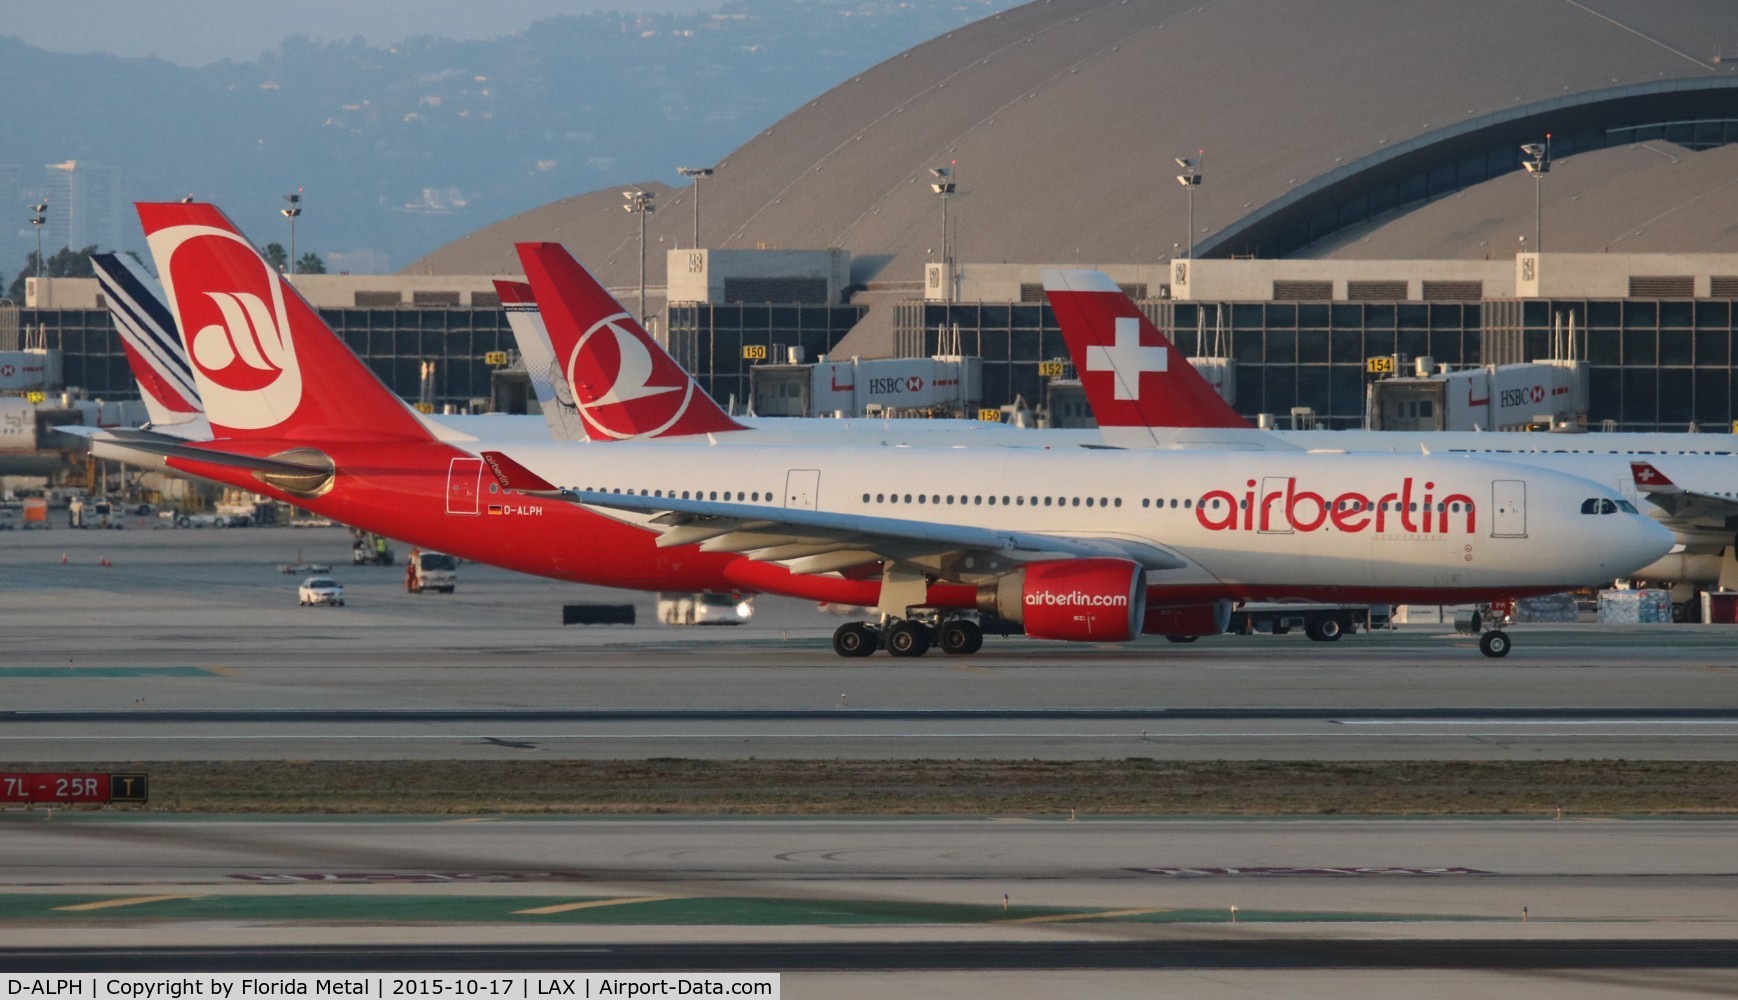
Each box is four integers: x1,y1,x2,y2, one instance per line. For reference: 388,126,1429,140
1617,499,1638,514
1580,498,1620,515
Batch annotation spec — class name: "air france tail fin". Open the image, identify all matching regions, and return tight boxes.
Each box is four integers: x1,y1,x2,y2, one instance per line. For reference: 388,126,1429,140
493,279,589,443
91,252,206,428
1042,269,1250,432
137,202,432,443
516,241,746,440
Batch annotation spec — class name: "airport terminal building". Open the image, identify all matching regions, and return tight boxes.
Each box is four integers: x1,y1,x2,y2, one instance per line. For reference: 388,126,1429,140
14,246,1738,435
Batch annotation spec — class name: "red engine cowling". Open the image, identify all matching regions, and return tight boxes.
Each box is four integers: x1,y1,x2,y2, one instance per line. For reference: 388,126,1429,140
978,558,1148,642
1143,601,1232,637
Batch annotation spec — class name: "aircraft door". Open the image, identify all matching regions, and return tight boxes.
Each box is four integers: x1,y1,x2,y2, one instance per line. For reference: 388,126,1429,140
1258,476,1293,533
447,457,482,515
1490,479,1526,537
785,469,821,510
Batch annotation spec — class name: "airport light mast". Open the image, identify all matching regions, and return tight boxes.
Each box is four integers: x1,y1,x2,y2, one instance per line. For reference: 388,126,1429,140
676,166,713,247
930,164,956,309
623,188,657,331
280,190,303,275
1175,155,1202,259
1521,136,1551,253
29,203,46,281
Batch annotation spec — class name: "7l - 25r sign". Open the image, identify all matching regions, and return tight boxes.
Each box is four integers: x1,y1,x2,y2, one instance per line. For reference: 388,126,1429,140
0,772,149,804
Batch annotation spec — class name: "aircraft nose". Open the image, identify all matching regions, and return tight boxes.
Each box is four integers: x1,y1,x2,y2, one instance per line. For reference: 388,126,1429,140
1611,515,1676,577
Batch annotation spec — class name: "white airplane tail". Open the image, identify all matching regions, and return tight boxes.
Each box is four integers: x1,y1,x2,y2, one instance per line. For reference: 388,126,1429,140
493,279,589,443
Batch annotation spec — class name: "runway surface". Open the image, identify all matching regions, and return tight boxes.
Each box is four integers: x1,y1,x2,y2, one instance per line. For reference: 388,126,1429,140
5,815,1738,993
4,527,1738,761
7,526,1738,994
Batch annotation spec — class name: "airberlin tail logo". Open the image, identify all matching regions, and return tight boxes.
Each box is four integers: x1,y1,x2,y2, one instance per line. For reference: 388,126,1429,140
149,224,301,430
566,312,699,440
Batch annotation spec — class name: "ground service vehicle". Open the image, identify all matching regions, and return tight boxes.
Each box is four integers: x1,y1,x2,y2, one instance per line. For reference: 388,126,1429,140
408,551,458,593
298,576,345,606
1226,603,1388,641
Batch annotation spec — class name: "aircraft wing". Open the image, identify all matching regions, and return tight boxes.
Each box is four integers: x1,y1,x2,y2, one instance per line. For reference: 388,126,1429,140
1631,461,1738,526
480,451,1184,576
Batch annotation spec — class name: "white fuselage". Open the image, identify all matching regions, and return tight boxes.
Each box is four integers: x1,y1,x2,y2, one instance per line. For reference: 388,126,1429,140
498,440,1671,604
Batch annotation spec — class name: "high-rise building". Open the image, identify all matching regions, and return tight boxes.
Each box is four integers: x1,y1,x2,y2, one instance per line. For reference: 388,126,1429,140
41,160,123,254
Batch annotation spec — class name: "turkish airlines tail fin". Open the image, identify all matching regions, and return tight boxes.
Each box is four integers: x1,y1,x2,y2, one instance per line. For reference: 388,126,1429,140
137,202,432,443
516,241,746,440
493,279,589,443
91,252,205,428
1042,269,1250,432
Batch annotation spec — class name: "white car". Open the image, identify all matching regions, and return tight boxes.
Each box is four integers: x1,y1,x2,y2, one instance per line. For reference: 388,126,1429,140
298,576,345,607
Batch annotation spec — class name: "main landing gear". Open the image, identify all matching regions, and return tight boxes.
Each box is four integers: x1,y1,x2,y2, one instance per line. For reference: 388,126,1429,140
831,616,985,658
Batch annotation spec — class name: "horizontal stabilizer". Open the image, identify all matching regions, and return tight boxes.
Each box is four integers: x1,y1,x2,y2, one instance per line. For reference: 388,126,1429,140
95,429,332,476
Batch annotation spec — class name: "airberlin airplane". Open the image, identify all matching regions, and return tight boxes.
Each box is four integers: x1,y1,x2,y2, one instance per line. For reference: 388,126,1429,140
125,202,1670,658
1044,269,1738,586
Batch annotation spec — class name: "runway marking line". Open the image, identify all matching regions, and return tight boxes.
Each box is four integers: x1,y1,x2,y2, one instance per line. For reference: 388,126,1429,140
515,895,677,915
53,894,203,912
997,907,1170,925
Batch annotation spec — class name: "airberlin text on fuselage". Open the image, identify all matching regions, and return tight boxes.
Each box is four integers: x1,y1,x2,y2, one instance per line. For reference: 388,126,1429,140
1196,477,1476,534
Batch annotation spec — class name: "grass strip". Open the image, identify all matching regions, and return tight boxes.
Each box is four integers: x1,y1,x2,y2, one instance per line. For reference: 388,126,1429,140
5,759,1738,815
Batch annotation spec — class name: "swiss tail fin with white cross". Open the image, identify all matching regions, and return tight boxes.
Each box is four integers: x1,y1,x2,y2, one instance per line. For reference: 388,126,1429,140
1043,269,1252,433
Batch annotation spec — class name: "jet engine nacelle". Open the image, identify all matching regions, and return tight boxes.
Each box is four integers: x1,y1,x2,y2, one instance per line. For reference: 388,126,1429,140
977,558,1148,642
1143,601,1233,637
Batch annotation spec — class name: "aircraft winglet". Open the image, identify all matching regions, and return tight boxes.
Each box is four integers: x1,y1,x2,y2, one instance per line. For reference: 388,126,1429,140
480,450,561,495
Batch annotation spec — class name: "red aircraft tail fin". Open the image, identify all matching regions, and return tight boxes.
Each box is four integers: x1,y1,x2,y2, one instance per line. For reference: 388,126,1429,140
1042,268,1249,431
516,241,745,440
137,202,431,443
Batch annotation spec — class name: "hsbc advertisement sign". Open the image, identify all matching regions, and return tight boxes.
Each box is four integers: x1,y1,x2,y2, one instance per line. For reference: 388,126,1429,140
0,350,63,392
806,356,982,415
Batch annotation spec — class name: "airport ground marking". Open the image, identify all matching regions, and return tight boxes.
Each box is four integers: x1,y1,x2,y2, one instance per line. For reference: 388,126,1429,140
997,907,1171,925
515,895,679,915
53,894,203,912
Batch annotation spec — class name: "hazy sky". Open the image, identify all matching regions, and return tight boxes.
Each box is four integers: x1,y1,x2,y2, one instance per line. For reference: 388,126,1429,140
0,0,718,66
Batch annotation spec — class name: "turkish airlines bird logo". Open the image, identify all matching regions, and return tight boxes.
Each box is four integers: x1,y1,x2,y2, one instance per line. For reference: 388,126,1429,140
567,313,696,440
152,225,302,430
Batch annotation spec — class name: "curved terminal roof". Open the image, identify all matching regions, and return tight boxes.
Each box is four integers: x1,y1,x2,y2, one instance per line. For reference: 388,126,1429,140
408,0,1738,287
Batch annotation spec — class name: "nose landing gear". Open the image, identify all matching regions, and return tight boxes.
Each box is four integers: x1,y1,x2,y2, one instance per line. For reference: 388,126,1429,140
1478,629,1512,658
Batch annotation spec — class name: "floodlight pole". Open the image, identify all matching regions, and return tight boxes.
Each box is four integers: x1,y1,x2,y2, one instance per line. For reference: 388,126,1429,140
1175,156,1202,259
1522,136,1551,254
29,203,47,280
929,165,957,310
677,166,713,247
623,189,657,328
281,190,303,275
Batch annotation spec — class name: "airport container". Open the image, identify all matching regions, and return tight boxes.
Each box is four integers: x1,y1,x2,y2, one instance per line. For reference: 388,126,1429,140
1596,589,1673,624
